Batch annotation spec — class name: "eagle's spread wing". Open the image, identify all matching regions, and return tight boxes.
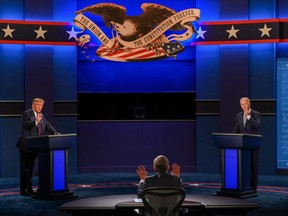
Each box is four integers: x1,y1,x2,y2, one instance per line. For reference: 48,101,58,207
140,3,193,31
76,3,126,28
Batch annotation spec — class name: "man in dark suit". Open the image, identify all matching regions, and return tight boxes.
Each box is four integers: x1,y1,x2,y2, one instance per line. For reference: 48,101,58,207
233,97,261,190
233,97,261,135
136,155,184,196
16,98,59,196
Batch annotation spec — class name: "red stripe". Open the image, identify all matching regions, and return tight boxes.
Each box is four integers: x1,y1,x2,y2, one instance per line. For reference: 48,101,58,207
98,48,124,56
0,19,71,25
191,38,280,45
97,45,159,60
0,40,76,45
118,49,150,58
134,50,165,59
200,18,279,26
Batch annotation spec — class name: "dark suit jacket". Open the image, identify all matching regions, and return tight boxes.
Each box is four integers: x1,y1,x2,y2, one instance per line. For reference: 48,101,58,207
16,109,58,152
233,109,261,134
137,172,184,196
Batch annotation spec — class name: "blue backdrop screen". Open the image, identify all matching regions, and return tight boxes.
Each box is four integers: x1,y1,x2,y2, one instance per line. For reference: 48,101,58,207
76,0,197,93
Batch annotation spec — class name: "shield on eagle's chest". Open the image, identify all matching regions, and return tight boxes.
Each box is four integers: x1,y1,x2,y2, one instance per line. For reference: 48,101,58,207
96,41,184,62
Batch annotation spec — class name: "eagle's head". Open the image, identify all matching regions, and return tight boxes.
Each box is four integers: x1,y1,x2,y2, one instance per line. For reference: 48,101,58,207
111,16,149,41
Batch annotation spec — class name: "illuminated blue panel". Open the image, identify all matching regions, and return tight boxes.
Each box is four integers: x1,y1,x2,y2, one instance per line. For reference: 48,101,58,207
196,45,220,99
53,1,76,22
0,44,24,100
0,1,24,19
249,0,276,19
249,44,275,99
53,150,65,191
195,0,220,21
54,46,77,100
224,149,238,189
78,60,196,93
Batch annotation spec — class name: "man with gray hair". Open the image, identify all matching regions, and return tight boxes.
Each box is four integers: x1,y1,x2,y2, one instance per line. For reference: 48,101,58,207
136,155,184,196
233,97,261,190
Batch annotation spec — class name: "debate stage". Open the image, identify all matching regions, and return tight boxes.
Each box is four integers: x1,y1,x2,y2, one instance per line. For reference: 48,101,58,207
59,193,260,216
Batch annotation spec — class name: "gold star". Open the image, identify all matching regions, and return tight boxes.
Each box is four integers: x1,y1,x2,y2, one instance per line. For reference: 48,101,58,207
259,24,272,37
34,26,47,39
2,24,15,38
226,25,240,39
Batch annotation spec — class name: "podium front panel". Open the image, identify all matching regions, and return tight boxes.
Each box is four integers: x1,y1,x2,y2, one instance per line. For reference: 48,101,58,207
53,150,66,191
224,149,238,189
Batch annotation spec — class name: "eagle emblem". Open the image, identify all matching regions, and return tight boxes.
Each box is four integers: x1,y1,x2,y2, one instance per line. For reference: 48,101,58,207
74,3,200,62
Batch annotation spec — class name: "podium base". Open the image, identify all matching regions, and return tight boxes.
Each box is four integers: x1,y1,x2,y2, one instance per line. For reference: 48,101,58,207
216,189,258,198
32,190,78,200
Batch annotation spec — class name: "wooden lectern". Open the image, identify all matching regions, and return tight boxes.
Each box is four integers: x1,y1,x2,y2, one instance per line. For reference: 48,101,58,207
213,133,262,198
27,133,77,200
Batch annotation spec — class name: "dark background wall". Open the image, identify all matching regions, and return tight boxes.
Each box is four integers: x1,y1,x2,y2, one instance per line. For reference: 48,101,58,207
1,0,288,178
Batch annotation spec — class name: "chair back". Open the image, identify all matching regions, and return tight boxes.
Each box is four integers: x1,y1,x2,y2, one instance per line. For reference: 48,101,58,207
141,187,186,216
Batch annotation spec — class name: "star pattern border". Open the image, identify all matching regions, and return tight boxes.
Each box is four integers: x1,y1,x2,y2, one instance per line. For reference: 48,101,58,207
0,18,287,46
0,20,79,45
193,18,288,45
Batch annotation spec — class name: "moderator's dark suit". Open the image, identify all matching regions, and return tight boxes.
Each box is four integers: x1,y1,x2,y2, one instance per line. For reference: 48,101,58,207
233,109,261,190
16,109,58,194
137,172,184,196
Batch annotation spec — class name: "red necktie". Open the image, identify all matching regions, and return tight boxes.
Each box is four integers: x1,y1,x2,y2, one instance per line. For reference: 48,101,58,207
38,122,42,135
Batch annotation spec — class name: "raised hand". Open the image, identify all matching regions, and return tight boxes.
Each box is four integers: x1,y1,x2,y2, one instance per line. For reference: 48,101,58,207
136,165,148,180
171,163,180,177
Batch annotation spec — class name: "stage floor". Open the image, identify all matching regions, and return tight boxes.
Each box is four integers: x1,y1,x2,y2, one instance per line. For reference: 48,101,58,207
1,173,288,216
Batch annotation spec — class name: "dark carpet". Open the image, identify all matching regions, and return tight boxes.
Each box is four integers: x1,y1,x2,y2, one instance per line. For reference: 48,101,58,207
0,173,287,216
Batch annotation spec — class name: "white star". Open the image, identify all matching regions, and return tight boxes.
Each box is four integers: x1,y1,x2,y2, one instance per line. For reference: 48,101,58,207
226,25,240,38
66,27,81,40
196,26,207,39
2,24,15,38
259,24,272,37
34,26,47,39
